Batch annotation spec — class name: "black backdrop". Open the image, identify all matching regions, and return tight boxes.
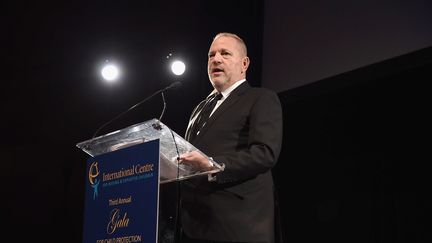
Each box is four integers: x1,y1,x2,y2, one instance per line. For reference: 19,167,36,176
274,47,431,243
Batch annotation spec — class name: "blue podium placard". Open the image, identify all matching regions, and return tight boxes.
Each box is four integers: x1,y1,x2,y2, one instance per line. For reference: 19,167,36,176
83,139,160,243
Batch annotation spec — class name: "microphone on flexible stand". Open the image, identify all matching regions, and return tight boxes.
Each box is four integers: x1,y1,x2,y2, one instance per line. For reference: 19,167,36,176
152,81,182,130
92,81,182,139
152,92,167,131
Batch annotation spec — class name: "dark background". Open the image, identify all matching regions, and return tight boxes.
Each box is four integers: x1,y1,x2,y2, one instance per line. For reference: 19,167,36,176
3,0,431,242
274,47,431,242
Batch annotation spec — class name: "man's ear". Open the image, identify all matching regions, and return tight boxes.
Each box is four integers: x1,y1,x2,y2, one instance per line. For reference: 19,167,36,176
242,56,250,73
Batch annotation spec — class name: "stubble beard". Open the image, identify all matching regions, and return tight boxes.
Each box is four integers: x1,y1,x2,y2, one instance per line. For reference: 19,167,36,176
210,75,230,91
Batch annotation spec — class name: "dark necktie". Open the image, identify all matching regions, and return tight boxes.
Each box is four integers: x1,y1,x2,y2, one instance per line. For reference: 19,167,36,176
189,92,222,140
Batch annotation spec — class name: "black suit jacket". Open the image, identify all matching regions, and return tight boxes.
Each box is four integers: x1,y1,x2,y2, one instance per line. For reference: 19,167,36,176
181,82,283,243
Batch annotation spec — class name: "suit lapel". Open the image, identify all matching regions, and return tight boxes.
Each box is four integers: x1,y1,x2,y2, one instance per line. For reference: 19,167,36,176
185,90,216,141
192,82,250,142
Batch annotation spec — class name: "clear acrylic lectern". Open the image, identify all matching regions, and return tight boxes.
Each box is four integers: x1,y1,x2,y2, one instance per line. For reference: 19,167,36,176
76,118,224,183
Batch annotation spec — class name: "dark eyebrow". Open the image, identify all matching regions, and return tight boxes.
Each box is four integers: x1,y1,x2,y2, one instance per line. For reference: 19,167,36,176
208,48,232,56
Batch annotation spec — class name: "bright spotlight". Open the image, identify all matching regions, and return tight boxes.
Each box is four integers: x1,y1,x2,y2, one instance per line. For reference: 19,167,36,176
101,64,120,81
171,60,186,76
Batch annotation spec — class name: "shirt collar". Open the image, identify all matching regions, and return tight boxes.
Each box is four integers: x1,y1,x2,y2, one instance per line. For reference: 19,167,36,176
220,79,246,99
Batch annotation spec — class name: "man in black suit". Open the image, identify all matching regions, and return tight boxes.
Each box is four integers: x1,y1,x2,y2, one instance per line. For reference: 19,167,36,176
179,32,283,243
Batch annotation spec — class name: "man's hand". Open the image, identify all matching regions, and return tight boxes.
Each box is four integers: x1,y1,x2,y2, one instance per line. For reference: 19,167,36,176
179,151,214,171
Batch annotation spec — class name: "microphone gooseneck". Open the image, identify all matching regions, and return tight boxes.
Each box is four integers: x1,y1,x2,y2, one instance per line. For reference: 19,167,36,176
151,91,167,131
158,92,167,122
164,81,182,91
92,81,182,139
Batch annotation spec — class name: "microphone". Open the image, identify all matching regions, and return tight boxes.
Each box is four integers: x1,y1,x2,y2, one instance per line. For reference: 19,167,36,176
92,81,182,139
161,81,182,91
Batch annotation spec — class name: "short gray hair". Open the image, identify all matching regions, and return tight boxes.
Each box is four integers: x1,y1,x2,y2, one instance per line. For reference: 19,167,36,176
213,32,248,56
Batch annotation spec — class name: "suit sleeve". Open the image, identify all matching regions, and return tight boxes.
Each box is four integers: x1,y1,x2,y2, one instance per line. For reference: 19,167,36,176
213,90,283,183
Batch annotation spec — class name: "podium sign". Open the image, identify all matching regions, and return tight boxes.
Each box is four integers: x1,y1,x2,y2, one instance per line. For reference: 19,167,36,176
83,139,160,243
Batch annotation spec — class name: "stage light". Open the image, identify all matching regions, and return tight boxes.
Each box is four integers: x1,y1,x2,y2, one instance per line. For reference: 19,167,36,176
170,60,186,76
101,64,120,81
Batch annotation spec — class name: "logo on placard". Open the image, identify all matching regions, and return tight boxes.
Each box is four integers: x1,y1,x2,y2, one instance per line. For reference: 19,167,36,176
88,161,101,200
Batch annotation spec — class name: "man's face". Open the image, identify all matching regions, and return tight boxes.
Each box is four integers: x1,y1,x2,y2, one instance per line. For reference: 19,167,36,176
207,36,249,92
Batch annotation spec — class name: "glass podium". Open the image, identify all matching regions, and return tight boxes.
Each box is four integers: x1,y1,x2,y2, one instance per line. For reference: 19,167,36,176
76,118,224,183
76,118,224,243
